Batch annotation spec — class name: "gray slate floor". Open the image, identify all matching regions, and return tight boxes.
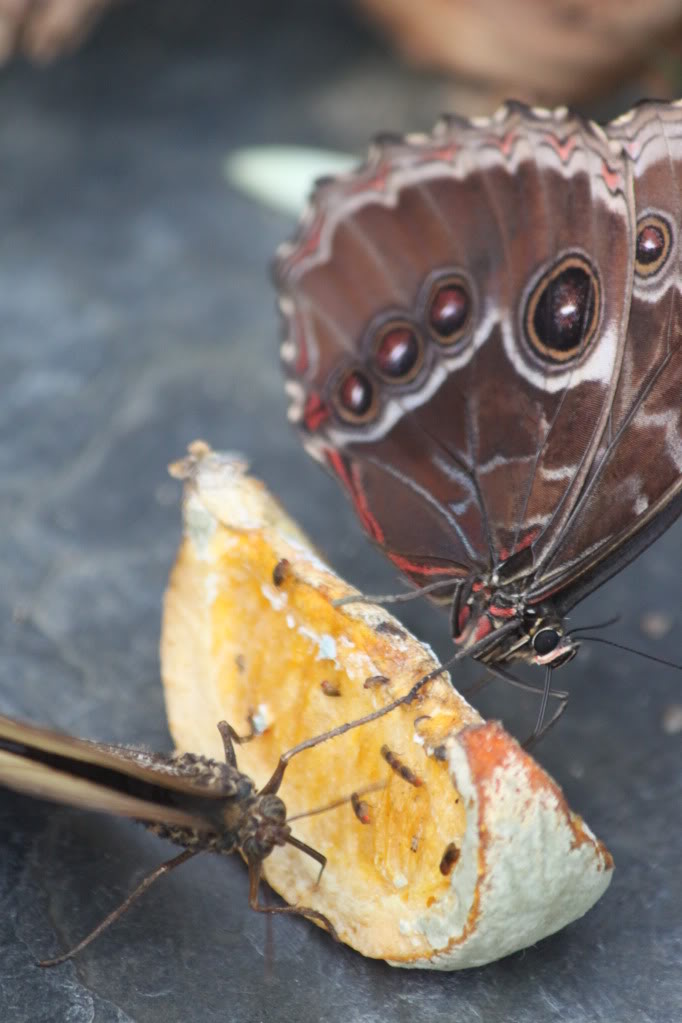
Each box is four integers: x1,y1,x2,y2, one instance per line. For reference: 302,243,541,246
0,2,680,1021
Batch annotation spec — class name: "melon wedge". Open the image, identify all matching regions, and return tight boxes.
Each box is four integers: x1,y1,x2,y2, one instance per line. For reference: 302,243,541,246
160,441,613,969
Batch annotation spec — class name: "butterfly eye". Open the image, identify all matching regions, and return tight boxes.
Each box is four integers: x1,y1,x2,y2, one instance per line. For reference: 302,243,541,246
635,214,671,277
334,368,377,423
428,276,472,345
532,627,560,656
524,254,600,363
373,323,423,382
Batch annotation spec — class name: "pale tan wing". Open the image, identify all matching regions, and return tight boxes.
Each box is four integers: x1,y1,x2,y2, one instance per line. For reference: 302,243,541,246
0,712,225,799
0,748,207,830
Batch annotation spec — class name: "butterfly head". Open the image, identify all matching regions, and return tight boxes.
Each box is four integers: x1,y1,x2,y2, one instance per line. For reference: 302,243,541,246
237,792,291,864
454,581,580,670
523,615,579,669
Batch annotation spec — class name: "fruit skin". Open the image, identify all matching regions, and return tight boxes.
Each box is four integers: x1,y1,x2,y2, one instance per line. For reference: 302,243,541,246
160,443,613,969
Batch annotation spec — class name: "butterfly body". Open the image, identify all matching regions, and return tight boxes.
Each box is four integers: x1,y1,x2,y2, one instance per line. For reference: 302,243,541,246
127,752,291,864
0,717,290,865
275,100,682,674
448,570,578,669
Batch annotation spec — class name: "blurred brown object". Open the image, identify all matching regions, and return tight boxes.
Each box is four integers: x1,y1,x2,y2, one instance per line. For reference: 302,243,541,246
358,0,682,107
0,0,120,63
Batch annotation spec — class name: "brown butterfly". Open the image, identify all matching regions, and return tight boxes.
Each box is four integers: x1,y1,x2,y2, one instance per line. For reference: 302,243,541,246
0,708,391,966
275,100,682,737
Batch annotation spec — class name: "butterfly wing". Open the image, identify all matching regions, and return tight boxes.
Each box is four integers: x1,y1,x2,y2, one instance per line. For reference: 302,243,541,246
276,104,636,600
0,714,215,830
0,748,206,829
532,100,682,610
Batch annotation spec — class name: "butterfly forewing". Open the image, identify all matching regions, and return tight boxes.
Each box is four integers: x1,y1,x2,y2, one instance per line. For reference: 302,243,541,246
0,714,222,832
0,747,207,830
534,101,682,610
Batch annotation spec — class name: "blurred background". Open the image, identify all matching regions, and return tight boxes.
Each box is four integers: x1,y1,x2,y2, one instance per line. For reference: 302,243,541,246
0,2,680,1021
2,0,682,110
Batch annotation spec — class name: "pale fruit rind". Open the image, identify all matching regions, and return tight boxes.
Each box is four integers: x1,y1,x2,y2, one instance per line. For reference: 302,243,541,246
160,442,613,968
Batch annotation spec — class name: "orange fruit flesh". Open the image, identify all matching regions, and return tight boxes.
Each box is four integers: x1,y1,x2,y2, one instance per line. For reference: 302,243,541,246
160,445,613,967
162,525,483,961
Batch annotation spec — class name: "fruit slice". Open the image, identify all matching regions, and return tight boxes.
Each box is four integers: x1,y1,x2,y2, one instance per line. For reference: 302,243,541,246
160,442,613,969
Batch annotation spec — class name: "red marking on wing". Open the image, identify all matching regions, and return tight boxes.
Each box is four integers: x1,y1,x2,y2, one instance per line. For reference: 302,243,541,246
473,615,493,643
350,464,385,544
498,527,540,565
457,605,471,633
624,139,642,161
348,168,390,195
601,160,622,193
303,393,329,432
386,551,465,581
325,447,351,489
515,527,539,553
544,133,578,163
324,449,385,544
420,144,458,163
489,605,516,619
287,213,325,268
498,130,517,157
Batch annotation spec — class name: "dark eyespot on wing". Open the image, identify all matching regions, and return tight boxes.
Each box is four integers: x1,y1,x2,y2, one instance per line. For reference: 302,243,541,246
425,275,472,345
524,253,600,363
635,214,672,277
373,322,423,382
334,368,377,423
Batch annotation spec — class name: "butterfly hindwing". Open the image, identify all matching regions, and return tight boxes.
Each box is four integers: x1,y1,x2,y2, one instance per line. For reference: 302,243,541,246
277,104,642,600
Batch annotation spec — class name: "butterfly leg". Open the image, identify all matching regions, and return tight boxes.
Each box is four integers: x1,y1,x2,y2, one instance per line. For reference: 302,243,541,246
460,673,493,698
285,833,327,884
38,848,198,968
333,577,458,609
247,861,339,941
216,718,258,768
522,692,570,750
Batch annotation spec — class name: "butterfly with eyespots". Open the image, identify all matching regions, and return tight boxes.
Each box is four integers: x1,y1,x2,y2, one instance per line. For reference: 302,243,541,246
274,100,682,725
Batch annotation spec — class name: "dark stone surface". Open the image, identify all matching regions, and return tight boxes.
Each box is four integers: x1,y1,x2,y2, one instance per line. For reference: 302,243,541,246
0,2,680,1020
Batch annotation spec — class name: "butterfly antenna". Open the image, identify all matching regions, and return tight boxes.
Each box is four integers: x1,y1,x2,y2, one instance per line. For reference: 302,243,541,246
572,634,682,672
286,781,385,824
566,615,621,636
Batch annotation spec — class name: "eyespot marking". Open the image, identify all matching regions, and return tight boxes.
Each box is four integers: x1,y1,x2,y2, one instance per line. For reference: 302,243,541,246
333,368,377,424
524,253,600,363
635,214,672,278
373,322,422,382
427,275,472,346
